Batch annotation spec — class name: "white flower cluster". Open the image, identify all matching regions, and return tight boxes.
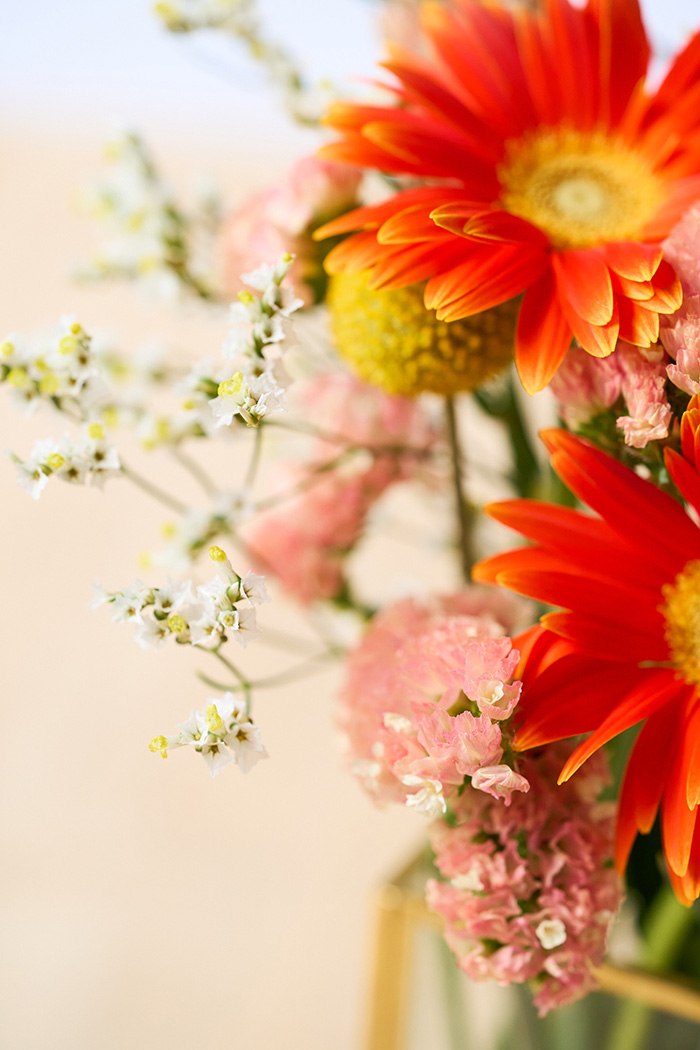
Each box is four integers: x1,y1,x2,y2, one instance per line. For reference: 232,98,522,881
153,0,255,33
10,424,121,499
153,0,330,126
80,133,215,302
153,491,253,569
93,546,269,651
149,690,267,777
209,256,302,428
0,318,108,418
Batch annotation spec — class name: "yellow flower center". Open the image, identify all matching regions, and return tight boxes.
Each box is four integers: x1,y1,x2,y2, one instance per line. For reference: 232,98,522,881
328,273,518,397
662,559,700,686
498,128,662,249
149,735,169,759
206,703,223,731
167,614,187,634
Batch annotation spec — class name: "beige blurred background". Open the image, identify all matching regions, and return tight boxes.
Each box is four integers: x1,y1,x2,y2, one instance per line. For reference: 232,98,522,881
2,2,698,1048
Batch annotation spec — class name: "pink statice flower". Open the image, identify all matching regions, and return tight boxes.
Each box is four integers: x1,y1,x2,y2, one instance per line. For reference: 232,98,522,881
337,591,531,808
219,156,361,305
245,371,438,605
551,342,671,449
661,204,700,395
427,744,623,1016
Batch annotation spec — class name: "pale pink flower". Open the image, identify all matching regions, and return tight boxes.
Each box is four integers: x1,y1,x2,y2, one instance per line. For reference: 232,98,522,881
471,764,530,803
245,371,438,605
551,342,671,448
615,343,671,449
427,744,623,1016
219,157,360,305
662,205,700,395
663,202,700,295
550,345,621,428
337,591,529,807
661,295,700,396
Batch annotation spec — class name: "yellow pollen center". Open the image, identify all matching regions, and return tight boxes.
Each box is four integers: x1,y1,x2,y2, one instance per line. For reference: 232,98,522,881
662,559,700,686
206,703,223,731
46,453,65,470
58,336,78,355
217,374,243,399
498,128,662,249
7,367,29,389
88,423,104,440
167,614,187,634
149,735,169,759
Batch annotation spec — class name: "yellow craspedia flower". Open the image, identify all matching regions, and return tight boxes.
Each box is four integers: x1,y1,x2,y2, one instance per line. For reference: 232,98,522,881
327,273,517,397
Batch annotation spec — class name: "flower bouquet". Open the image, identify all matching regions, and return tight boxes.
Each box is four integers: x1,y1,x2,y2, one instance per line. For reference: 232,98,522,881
6,0,700,1045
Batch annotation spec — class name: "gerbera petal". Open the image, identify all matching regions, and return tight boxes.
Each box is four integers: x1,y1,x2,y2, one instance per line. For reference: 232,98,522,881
540,430,700,566
663,696,700,876
604,241,662,281
362,121,496,186
514,270,573,394
615,702,683,872
587,0,650,125
558,669,683,782
559,298,619,358
433,246,545,319
313,188,456,240
482,498,673,583
367,241,469,289
515,656,649,749
541,610,668,663
381,56,504,162
617,298,659,346
324,231,387,275
552,249,614,325
665,448,700,520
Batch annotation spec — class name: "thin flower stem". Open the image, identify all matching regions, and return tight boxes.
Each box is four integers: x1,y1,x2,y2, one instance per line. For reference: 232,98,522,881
170,446,219,498
244,425,265,491
444,396,475,584
197,671,235,692
120,462,189,514
263,417,436,459
209,647,252,707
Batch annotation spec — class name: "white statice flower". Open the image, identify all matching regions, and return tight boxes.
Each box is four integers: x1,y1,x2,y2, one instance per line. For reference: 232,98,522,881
0,318,111,420
134,617,170,650
401,774,447,819
148,691,267,777
9,424,121,498
110,580,154,624
535,919,568,950
99,548,266,654
234,571,270,607
80,133,214,303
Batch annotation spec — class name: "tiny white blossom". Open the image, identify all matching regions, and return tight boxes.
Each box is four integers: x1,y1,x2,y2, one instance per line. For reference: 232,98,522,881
401,775,447,818
535,919,567,950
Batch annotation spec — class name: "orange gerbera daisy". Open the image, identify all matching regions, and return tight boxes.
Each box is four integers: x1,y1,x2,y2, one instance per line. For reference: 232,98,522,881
472,408,700,904
314,0,700,393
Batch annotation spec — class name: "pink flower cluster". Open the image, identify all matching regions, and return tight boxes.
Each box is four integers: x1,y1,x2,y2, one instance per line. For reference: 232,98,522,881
661,203,700,396
245,371,438,605
551,341,671,448
427,744,622,1016
337,591,531,813
219,156,361,305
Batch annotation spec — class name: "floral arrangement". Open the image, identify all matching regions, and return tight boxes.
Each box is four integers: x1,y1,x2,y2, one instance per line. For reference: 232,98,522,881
8,0,700,1037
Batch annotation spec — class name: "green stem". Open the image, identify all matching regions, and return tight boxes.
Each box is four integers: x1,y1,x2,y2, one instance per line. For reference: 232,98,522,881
444,396,475,583
473,372,540,498
244,425,265,491
120,462,188,514
605,886,695,1050
170,446,219,497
